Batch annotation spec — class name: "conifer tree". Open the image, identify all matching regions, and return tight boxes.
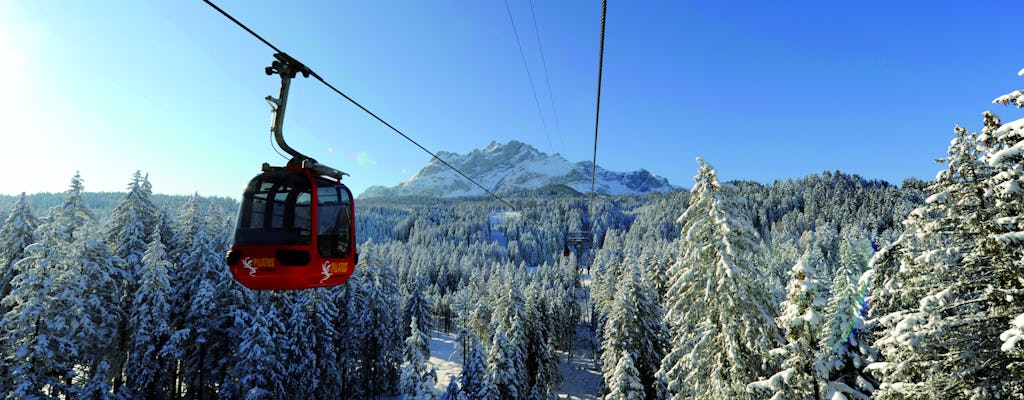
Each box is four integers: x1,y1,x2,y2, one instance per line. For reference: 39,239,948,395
870,119,1018,398
520,281,561,396
66,223,124,389
487,283,529,397
458,329,494,400
487,326,524,400
440,378,462,400
405,282,435,340
236,297,286,400
604,350,645,400
176,209,233,399
0,225,78,399
0,193,36,393
126,230,174,399
0,193,37,316
361,256,404,396
657,159,780,399
1,174,102,398
106,172,157,385
55,172,95,234
107,171,157,270
79,360,117,400
748,252,827,399
305,288,343,399
820,236,877,399
400,317,438,400
334,272,369,398
989,86,1024,377
600,262,666,400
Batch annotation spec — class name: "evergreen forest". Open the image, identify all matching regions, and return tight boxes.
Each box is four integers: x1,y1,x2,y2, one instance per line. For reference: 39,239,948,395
0,85,1022,399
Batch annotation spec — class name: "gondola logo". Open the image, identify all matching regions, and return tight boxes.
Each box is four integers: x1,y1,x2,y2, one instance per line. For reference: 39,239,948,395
242,257,257,276
241,257,274,275
320,260,332,283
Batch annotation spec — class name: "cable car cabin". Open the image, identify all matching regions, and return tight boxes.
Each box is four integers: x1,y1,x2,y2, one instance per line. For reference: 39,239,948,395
226,164,357,290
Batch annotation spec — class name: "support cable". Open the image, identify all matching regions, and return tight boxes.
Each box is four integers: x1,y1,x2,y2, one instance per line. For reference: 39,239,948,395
503,0,555,154
588,0,607,226
527,0,564,153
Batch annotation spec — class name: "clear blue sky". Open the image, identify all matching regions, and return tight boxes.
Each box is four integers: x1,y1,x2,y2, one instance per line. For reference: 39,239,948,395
2,1,1022,198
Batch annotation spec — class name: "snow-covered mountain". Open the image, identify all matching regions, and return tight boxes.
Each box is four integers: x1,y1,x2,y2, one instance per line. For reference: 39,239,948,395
360,140,676,198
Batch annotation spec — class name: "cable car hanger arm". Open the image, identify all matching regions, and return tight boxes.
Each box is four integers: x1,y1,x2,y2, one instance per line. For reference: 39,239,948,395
265,52,347,180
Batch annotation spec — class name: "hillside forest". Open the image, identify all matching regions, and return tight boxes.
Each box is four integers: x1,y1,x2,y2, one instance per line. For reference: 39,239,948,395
0,86,1021,399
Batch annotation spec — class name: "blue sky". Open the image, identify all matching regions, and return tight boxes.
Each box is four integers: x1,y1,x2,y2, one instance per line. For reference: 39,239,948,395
2,1,1022,198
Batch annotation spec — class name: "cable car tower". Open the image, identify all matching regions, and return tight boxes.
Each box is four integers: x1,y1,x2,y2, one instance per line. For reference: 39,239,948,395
563,200,594,273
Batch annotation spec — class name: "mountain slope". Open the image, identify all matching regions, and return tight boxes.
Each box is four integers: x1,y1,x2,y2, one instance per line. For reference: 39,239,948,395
360,140,675,198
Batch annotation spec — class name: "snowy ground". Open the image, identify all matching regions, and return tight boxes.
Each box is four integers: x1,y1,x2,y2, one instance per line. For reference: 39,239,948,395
554,326,601,400
382,327,600,399
488,211,520,247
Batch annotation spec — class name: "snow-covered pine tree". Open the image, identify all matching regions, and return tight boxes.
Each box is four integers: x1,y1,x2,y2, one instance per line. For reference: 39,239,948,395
822,236,872,352
304,288,343,399
657,158,781,399
988,83,1024,380
65,222,124,390
487,325,525,400
78,360,117,400
0,193,37,393
487,283,529,398
107,171,157,275
361,255,404,396
0,174,102,398
405,281,435,341
603,350,645,400
458,328,494,400
125,230,174,399
869,120,1018,398
0,193,37,311
748,250,827,400
400,317,438,400
819,236,877,399
0,221,79,399
235,295,287,400
54,171,96,235
105,172,159,391
334,271,369,398
523,282,561,398
440,377,462,400
278,290,334,398
176,207,234,399
600,261,666,400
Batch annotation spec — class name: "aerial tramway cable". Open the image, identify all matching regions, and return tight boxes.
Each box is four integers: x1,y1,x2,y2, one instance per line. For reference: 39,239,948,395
589,0,607,228
503,0,556,154
526,0,564,153
563,0,605,265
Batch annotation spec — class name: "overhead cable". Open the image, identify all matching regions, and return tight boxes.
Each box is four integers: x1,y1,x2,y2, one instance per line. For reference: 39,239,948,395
589,0,607,224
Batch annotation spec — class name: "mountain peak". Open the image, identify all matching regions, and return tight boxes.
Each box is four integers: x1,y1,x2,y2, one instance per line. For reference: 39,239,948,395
360,140,675,198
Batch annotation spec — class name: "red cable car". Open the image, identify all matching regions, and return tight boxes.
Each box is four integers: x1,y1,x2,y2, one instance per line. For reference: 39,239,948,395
225,53,357,290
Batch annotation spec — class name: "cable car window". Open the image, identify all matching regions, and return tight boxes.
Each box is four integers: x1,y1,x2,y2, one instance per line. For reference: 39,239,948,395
316,182,351,258
294,192,311,241
271,190,289,228
249,192,268,229
235,170,312,246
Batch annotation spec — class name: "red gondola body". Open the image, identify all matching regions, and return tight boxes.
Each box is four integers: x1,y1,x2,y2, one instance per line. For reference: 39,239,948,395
226,164,357,290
